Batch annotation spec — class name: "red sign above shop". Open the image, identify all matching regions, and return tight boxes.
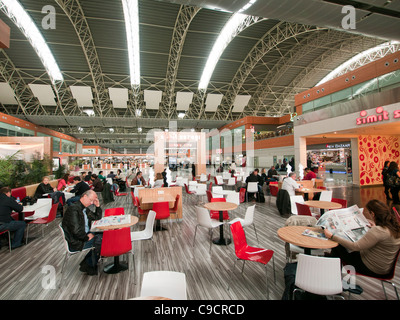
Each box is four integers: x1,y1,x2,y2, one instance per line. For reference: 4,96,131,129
356,107,400,125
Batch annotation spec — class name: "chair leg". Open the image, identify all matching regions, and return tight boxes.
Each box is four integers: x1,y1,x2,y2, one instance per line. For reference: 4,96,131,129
25,224,30,245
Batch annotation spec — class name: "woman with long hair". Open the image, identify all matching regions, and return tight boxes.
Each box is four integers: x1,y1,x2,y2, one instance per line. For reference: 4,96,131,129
324,199,400,277
382,160,391,201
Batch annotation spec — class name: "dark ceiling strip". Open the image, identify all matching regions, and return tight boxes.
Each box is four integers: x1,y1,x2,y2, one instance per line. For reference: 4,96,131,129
323,0,400,18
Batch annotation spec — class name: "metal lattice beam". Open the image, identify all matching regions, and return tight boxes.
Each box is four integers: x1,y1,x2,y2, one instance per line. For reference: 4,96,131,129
157,5,201,120
212,22,324,121
56,0,114,118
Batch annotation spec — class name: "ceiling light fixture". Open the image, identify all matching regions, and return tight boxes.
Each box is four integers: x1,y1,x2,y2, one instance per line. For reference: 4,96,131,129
122,0,140,86
0,0,63,83
198,1,257,90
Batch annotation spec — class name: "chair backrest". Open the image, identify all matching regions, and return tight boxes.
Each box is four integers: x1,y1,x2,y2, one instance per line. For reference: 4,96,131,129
101,227,132,257
46,203,59,223
140,271,187,300
184,184,190,193
243,204,256,225
152,201,170,220
58,224,72,253
216,176,223,184
239,188,246,203
296,202,312,216
290,196,304,215
230,221,248,256
143,210,156,237
332,198,348,208
172,194,180,211
211,197,226,203
247,182,258,192
295,254,343,295
269,185,279,196
200,174,207,182
319,190,333,202
227,177,236,185
226,192,240,205
104,207,125,217
223,172,231,179
196,183,207,195
196,206,214,228
212,186,223,193
208,182,213,192
206,190,213,202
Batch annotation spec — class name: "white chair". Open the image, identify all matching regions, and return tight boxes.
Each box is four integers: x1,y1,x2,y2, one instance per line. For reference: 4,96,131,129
212,186,224,198
290,195,304,215
223,172,231,180
193,206,224,252
195,183,207,202
200,174,207,183
131,210,156,242
293,254,344,300
215,176,224,185
229,204,258,243
319,190,333,202
58,224,94,288
188,180,198,192
246,182,259,202
227,177,236,189
140,271,187,300
226,192,240,206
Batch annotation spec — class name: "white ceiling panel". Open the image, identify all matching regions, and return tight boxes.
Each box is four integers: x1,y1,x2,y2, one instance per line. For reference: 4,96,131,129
0,83,17,105
109,87,129,108
204,93,223,112
70,86,94,107
232,94,251,112
29,83,57,106
176,91,194,111
144,90,162,110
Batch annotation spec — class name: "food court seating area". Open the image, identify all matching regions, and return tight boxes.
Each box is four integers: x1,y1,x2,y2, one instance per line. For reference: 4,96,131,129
0,171,398,301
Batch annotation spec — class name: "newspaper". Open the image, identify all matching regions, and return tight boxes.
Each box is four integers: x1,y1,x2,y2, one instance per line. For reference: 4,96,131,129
91,215,131,231
315,205,370,242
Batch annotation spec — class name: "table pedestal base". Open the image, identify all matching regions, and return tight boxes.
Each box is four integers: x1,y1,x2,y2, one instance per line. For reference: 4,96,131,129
104,257,128,274
212,237,231,246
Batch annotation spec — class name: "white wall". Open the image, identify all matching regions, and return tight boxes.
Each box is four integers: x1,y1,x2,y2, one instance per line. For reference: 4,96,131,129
253,145,295,168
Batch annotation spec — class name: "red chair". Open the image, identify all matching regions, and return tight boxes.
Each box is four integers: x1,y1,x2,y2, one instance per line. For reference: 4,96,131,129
331,198,347,209
317,186,327,190
184,183,195,203
114,188,128,196
25,203,58,244
208,182,213,192
295,202,313,217
239,188,246,203
169,194,180,221
136,197,149,216
229,221,275,299
152,201,171,231
104,207,125,216
98,227,133,278
210,197,229,221
269,185,279,205
0,230,11,252
206,190,213,203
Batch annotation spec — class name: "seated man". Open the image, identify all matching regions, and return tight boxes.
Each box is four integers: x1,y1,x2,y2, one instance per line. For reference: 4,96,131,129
130,171,147,186
0,187,26,249
34,176,65,211
245,169,263,201
281,172,302,197
62,190,102,275
66,176,91,206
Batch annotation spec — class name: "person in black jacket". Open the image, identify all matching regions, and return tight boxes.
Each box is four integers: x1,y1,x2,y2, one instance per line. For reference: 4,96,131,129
382,160,392,201
0,187,26,249
66,176,91,206
62,190,102,275
34,176,65,209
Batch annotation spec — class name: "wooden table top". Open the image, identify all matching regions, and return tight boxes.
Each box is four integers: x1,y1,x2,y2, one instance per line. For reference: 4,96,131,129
203,202,238,211
277,226,338,250
140,194,175,204
304,200,343,210
296,188,323,194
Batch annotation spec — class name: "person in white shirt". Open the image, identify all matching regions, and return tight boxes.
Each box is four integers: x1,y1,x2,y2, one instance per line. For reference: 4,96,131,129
281,172,302,196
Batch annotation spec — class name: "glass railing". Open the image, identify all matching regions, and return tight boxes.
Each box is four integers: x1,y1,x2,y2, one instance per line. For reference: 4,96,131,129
302,69,400,113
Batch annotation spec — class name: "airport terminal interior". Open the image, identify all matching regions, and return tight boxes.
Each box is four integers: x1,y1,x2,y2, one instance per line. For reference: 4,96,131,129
0,0,399,303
